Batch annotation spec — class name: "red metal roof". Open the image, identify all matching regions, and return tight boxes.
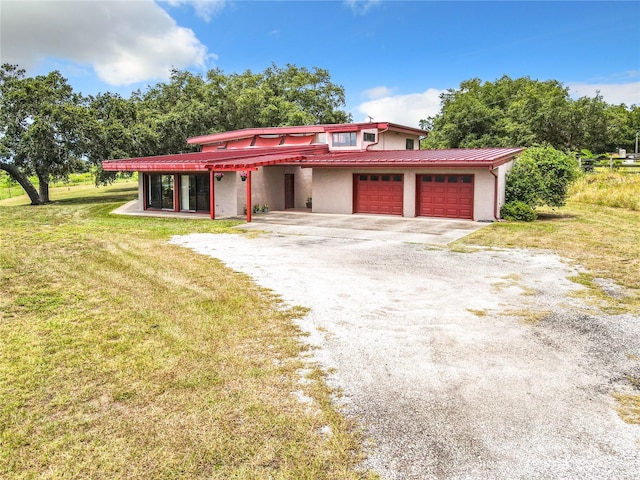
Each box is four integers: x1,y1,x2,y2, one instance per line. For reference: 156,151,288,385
186,122,428,146
102,144,522,172
102,145,329,172
187,126,326,145
103,145,523,173
290,148,524,168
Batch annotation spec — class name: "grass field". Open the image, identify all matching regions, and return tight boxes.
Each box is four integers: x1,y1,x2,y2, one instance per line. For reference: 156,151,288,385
569,172,640,211
0,183,374,479
0,171,136,201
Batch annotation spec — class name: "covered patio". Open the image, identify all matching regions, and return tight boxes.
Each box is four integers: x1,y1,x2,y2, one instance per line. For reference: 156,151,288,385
102,144,328,222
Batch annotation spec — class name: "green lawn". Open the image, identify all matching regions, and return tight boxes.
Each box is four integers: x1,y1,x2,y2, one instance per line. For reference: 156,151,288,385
0,183,374,479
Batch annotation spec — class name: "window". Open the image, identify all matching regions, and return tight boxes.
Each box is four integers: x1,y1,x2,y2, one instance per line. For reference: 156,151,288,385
448,176,458,183
382,175,391,181
370,175,379,181
363,132,376,142
332,132,357,147
435,175,445,183
393,175,402,182
359,175,368,181
422,175,432,182
406,138,415,150
461,176,473,183
146,174,174,210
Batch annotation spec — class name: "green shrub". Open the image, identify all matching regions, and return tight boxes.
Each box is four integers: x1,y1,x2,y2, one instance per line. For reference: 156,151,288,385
505,146,580,208
501,201,537,222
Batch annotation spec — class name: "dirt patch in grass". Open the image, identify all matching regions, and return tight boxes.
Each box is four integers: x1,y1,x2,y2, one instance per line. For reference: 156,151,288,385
457,201,640,312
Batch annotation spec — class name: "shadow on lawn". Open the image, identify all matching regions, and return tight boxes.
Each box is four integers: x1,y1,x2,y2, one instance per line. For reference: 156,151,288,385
52,187,137,206
536,212,579,221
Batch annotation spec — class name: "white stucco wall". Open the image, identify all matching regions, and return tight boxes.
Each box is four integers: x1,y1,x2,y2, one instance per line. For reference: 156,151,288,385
312,167,499,221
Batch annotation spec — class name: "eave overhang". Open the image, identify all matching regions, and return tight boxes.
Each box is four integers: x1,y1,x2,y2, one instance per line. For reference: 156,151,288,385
102,146,522,173
186,122,429,147
292,148,523,169
102,145,330,172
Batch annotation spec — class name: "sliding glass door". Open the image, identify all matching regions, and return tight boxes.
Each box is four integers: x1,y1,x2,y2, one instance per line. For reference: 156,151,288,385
146,174,174,210
180,174,210,212
146,173,209,212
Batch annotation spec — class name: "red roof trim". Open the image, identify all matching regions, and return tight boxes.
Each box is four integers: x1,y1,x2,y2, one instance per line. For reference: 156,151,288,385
187,125,325,145
103,146,522,173
102,145,330,172
292,148,523,168
186,122,429,146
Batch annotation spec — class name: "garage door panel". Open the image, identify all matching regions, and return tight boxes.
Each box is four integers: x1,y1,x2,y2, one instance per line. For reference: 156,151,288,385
417,174,474,219
355,174,403,215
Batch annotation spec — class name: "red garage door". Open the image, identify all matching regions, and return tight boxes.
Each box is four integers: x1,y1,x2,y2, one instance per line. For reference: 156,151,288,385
417,174,474,219
355,174,403,215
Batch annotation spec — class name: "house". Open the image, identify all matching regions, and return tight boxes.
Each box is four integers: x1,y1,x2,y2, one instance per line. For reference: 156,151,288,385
102,122,522,222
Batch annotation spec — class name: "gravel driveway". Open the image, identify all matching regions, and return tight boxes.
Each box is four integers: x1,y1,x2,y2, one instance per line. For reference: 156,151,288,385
170,231,640,479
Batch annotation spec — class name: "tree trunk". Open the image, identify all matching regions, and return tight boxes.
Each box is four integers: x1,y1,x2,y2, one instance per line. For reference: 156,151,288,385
37,174,50,203
0,161,43,205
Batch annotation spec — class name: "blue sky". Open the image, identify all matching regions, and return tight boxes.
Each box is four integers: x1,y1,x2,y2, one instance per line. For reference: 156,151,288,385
2,0,639,127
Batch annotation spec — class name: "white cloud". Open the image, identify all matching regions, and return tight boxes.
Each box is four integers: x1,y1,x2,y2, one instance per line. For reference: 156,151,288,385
357,88,445,128
343,0,381,15
0,0,211,85
568,82,640,106
363,86,395,100
163,0,226,22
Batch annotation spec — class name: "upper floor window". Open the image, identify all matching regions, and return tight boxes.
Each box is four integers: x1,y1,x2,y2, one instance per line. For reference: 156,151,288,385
406,138,415,150
363,132,376,142
332,132,357,147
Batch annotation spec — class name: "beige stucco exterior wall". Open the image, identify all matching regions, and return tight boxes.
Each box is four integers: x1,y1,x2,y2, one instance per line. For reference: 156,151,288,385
371,132,421,150
493,160,514,219
137,174,145,211
472,169,496,221
211,172,238,217
241,166,312,212
312,169,355,214
312,167,500,221
327,129,421,152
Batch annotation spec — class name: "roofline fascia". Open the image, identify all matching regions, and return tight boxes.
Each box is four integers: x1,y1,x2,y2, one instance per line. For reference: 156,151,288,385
187,126,326,145
187,122,429,146
383,122,430,137
294,161,498,169
488,149,524,168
